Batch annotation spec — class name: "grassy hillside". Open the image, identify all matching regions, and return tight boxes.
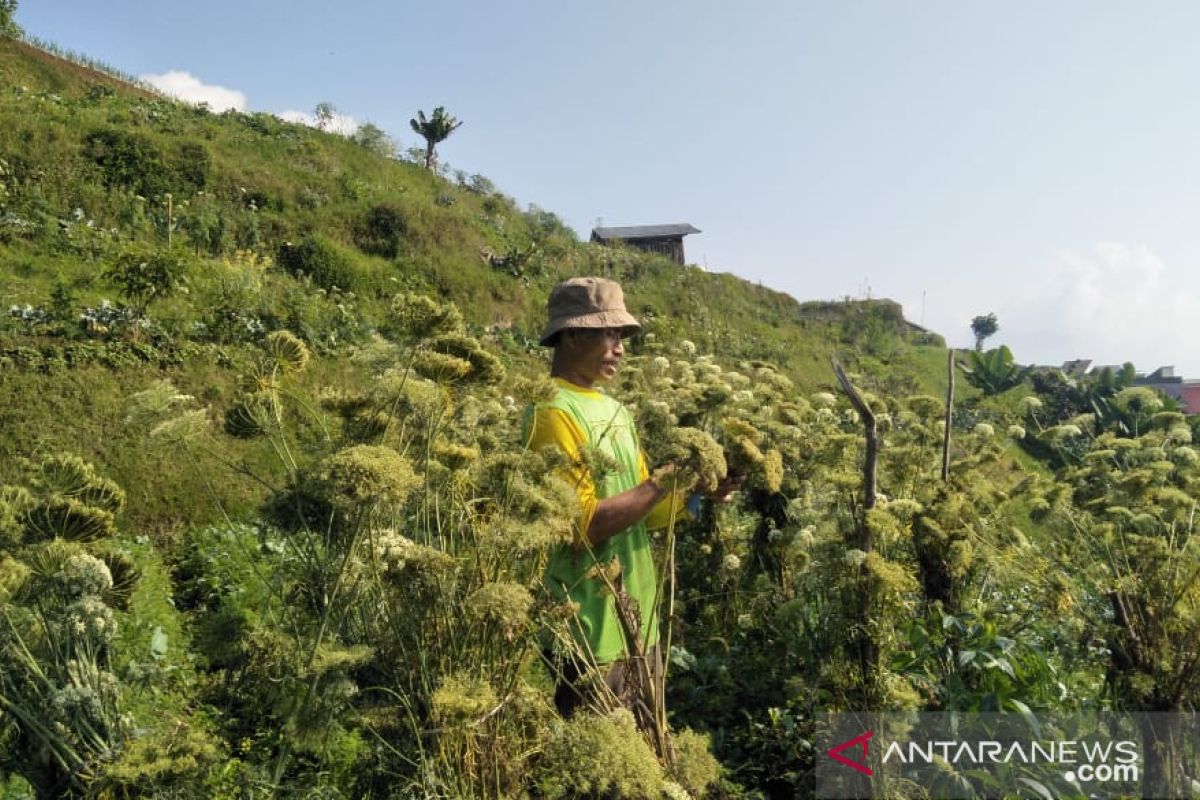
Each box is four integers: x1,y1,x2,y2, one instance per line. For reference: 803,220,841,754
0,35,956,537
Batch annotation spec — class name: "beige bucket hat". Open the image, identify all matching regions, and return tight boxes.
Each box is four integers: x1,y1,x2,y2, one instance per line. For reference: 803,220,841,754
539,277,641,346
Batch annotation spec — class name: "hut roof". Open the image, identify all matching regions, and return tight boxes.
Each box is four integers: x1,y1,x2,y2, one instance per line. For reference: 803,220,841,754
591,223,701,241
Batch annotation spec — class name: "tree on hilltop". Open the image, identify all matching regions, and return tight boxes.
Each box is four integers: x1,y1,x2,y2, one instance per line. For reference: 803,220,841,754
970,312,999,352
314,102,336,132
352,122,396,158
1,0,21,38
410,107,462,171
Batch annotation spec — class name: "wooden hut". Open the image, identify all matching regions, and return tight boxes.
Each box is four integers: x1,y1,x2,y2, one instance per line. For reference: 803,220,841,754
590,223,701,266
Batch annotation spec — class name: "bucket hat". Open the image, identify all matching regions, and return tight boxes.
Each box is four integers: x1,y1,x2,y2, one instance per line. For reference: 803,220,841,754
539,277,641,346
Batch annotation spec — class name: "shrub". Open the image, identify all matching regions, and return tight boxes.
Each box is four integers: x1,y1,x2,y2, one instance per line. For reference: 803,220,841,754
671,728,722,798
350,122,396,158
81,131,207,198
355,203,406,258
465,173,495,195
536,710,665,799
103,246,189,321
175,141,210,192
84,129,173,196
277,234,357,292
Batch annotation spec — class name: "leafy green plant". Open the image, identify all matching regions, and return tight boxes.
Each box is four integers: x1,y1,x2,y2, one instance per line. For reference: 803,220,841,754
893,609,1059,712
276,234,357,293
102,245,189,326
959,345,1031,395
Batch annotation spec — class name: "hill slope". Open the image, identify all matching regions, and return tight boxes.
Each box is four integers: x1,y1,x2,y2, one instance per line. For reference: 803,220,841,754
0,33,954,532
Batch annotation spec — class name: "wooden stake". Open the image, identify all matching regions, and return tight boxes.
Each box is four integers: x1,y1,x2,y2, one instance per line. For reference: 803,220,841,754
831,356,877,521
830,355,880,695
942,349,954,482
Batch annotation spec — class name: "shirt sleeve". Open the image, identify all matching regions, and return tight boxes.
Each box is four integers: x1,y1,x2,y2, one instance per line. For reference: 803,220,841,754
523,405,598,543
638,449,692,531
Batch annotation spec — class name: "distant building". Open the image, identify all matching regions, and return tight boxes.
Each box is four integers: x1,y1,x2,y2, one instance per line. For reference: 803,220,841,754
1136,366,1185,405
1132,365,1200,414
1060,359,1092,377
591,223,701,266
1182,382,1200,413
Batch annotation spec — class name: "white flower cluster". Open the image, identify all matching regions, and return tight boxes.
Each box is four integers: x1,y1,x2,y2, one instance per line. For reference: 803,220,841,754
49,661,121,723
796,526,817,549
1053,425,1082,440
1167,426,1192,444
51,682,106,721
844,548,868,568
647,399,673,415
9,303,50,326
58,553,113,598
64,596,116,643
1172,446,1198,465
373,529,417,571
811,392,838,408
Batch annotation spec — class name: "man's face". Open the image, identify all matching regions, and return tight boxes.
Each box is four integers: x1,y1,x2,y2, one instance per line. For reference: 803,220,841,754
563,327,624,384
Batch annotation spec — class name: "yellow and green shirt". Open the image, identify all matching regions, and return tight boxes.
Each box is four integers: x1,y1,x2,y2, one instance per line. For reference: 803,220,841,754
521,377,684,664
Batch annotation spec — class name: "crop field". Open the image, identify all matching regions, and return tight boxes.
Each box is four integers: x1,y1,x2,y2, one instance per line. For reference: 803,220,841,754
1,31,1199,800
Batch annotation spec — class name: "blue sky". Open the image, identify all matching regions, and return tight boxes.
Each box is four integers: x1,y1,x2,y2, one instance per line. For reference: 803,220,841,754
18,1,1200,375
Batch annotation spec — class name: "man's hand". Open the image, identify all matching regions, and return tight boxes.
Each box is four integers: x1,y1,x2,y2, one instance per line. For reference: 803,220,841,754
705,471,743,503
650,461,689,492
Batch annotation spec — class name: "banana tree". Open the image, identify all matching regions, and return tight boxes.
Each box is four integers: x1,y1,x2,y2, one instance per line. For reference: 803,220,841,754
409,107,463,172
958,345,1031,396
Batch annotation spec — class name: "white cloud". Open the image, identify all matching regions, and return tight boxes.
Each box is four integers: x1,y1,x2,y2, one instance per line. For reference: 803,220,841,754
936,242,1200,376
140,70,247,112
277,109,361,136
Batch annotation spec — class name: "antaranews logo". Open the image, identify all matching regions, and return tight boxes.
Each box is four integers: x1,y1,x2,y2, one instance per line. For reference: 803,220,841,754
816,712,1170,800
826,730,874,777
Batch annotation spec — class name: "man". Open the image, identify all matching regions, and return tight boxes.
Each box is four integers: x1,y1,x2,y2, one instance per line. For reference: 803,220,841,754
522,276,738,728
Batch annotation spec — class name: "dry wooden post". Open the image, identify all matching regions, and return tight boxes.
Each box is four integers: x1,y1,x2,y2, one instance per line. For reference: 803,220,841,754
830,357,877,522
941,350,954,482
830,356,880,693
